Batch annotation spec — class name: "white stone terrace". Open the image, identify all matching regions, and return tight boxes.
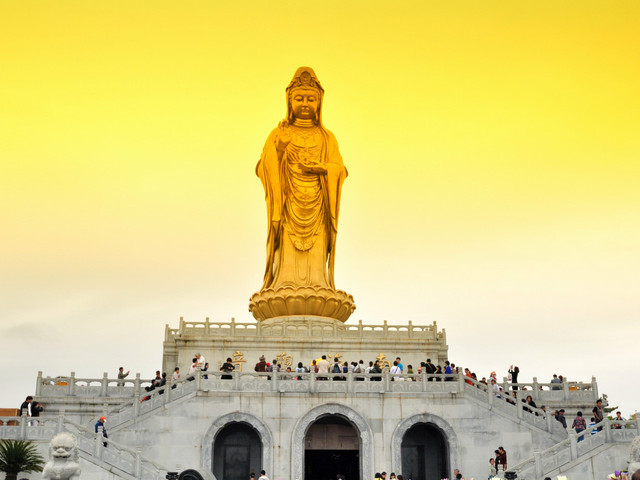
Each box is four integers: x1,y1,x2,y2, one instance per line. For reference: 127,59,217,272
35,369,600,409
34,369,600,438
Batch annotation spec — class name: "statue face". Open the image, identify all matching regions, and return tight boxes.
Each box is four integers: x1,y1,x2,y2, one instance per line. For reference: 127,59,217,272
290,88,319,120
51,433,76,458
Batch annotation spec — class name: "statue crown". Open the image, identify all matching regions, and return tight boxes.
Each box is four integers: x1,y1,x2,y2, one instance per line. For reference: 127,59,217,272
287,67,324,94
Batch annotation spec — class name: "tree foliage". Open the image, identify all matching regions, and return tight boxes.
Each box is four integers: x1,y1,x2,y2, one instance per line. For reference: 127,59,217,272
0,439,45,480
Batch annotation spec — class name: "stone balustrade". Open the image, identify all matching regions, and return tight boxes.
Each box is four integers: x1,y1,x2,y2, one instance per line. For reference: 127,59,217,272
36,371,154,398
47,369,598,441
512,418,640,479
500,376,599,406
164,317,445,341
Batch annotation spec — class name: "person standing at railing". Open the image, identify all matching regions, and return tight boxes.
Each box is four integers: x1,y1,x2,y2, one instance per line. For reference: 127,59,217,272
31,400,43,425
554,409,567,429
444,361,453,381
19,396,32,422
572,411,587,442
94,416,108,447
488,457,497,478
255,355,267,372
188,358,199,381
508,365,519,390
195,353,206,369
612,410,626,429
117,367,130,387
497,446,507,472
371,360,382,381
220,357,235,380
464,368,473,385
592,398,604,432
317,355,330,380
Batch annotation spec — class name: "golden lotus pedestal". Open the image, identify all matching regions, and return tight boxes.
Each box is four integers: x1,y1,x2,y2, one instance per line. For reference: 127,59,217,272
249,285,356,322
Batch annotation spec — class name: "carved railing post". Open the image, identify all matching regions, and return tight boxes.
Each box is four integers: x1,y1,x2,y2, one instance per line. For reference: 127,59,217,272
20,413,27,439
166,378,173,402
57,409,65,434
69,372,76,396
135,446,143,477
383,369,390,392
196,368,202,390
272,369,279,392
569,433,578,460
408,320,413,338
532,377,539,400
347,368,354,394
563,379,570,401
94,434,102,458
36,371,43,396
309,371,316,393
502,376,509,393
457,371,465,394
233,369,240,391
604,417,612,442
545,412,553,433
487,384,494,406
422,371,428,392
133,393,140,417
101,372,108,396
133,373,141,396
516,396,523,420
205,316,210,335
534,450,543,479
592,376,598,401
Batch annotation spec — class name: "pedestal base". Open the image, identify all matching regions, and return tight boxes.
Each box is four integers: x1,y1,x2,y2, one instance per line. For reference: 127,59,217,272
248,285,356,322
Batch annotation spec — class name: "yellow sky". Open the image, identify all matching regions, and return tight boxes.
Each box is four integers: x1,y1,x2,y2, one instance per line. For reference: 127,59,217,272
1,1,639,412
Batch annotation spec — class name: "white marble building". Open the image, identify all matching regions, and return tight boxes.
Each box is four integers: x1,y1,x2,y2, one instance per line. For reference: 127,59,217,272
1,317,637,480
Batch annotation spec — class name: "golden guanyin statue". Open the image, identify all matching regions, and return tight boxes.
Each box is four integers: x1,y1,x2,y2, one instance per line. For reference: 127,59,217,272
249,67,355,322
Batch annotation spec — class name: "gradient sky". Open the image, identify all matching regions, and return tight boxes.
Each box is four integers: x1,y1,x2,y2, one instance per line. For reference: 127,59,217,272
1,1,639,415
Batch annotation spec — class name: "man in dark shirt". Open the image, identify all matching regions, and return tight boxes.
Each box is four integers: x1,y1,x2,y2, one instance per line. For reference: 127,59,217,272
555,409,567,428
19,396,33,417
592,399,604,431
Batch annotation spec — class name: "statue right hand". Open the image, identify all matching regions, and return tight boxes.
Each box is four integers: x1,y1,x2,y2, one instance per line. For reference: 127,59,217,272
276,120,292,152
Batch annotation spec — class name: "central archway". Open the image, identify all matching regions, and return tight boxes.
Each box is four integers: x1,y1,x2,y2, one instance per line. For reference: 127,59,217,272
291,404,373,480
305,415,359,480
391,413,459,480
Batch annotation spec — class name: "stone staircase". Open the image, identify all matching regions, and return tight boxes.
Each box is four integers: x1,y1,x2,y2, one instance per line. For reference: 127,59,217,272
510,418,639,479
0,414,168,479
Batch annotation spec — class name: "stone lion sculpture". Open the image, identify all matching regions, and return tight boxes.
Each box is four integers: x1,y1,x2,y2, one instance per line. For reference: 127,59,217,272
42,432,81,480
628,434,640,472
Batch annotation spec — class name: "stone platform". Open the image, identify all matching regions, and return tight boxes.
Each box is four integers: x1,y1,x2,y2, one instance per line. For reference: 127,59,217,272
162,316,449,375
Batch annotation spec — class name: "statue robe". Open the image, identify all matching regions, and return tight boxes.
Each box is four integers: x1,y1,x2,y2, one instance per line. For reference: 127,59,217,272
256,125,347,291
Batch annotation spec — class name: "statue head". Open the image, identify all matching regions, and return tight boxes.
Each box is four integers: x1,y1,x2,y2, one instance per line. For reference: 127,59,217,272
49,432,79,461
286,67,324,125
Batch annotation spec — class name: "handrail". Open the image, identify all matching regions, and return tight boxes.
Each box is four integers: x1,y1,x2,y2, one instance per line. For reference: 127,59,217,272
0,413,168,479
510,417,640,478
164,317,444,341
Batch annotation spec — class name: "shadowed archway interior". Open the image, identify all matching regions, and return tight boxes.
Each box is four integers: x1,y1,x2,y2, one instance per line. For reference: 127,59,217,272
401,423,448,480
212,422,263,480
305,415,360,480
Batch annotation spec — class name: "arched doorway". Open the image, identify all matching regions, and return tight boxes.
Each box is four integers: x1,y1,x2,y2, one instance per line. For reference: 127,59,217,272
212,422,263,480
305,415,360,480
401,423,448,480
